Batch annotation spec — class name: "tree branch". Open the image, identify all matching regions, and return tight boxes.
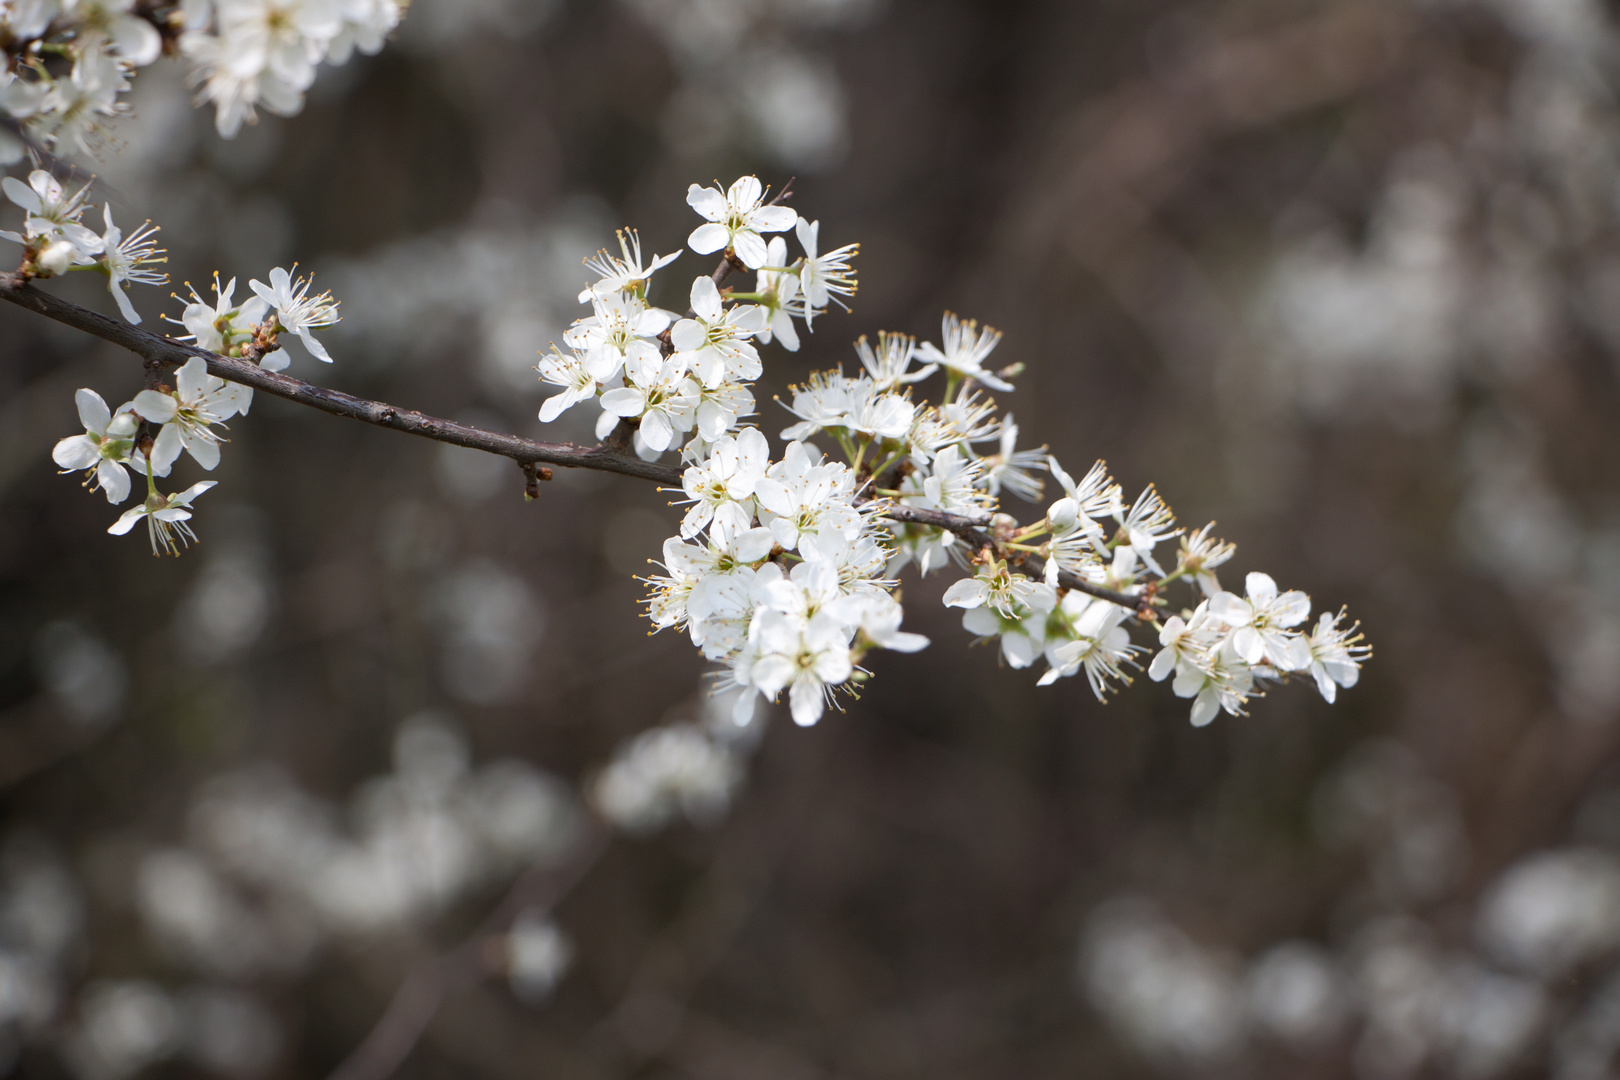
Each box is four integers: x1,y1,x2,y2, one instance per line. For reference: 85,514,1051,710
0,261,1150,614
0,273,684,486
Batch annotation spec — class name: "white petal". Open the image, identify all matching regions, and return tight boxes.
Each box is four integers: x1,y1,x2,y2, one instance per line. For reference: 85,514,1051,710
97,460,131,504
788,678,825,727
941,578,987,609
75,388,112,434
670,318,705,352
1190,690,1219,727
151,423,183,473
728,175,764,208
962,606,1001,636
297,328,333,363
689,275,723,321
599,387,646,418
184,430,220,470
1232,626,1265,665
685,184,727,222
640,410,673,452
1,175,38,213
176,356,209,398
750,654,795,696
1244,572,1278,603
687,222,730,255
751,206,797,233
752,478,796,518
883,630,930,654
731,230,768,270
53,435,100,470
110,281,141,324
130,389,176,424
107,506,146,535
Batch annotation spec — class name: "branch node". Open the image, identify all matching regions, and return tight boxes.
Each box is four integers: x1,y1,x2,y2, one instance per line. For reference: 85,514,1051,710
521,462,551,501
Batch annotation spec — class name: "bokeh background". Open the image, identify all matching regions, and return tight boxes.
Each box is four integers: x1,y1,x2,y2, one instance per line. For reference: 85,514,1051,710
4,0,1620,1076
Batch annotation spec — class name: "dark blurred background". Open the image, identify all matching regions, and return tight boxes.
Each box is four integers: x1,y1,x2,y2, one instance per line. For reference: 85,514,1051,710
4,0,1620,1076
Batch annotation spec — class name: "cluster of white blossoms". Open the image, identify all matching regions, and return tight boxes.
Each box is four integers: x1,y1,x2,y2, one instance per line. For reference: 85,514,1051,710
0,168,165,319
179,0,405,137
539,176,856,462
539,177,1370,727
43,251,340,553
0,0,404,152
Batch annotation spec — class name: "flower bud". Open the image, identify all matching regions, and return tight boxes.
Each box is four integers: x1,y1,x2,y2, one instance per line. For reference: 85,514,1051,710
38,239,76,276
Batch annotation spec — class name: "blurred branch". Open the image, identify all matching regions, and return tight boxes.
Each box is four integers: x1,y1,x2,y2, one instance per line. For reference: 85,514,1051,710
328,820,611,1080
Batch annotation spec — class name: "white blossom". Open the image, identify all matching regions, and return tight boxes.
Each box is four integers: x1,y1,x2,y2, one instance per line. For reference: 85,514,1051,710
599,352,700,453
749,608,854,727
249,265,340,363
836,591,929,654
579,227,679,302
0,168,103,261
563,289,669,382
536,347,600,423
1306,609,1370,703
170,274,279,366
36,43,129,154
1208,572,1312,671
108,480,217,556
942,559,1058,621
98,204,165,324
779,370,913,443
52,388,139,503
686,175,798,269
1115,485,1180,575
677,427,769,540
1172,649,1255,728
753,441,862,559
593,723,741,834
64,0,163,66
793,216,857,327
855,331,933,392
131,356,251,473
1039,592,1140,699
1176,523,1236,597
915,311,1014,392
978,415,1046,501
752,235,802,351
670,275,766,388
690,377,756,445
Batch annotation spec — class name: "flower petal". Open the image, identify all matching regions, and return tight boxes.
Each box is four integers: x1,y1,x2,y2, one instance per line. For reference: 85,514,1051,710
131,389,177,424
75,388,112,434
687,222,730,255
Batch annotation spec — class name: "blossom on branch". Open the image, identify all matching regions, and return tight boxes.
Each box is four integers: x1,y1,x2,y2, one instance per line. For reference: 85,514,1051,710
108,480,217,556
131,356,251,473
685,175,797,269
52,388,139,503
98,205,165,324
